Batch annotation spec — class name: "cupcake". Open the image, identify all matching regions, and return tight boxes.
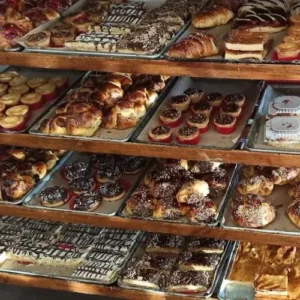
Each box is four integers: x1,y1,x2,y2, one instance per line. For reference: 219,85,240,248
220,103,242,118
169,95,191,112
223,93,245,107
214,113,237,134
187,113,209,133
191,101,212,116
159,108,181,128
177,126,200,145
148,125,172,143
184,87,204,103
205,92,223,107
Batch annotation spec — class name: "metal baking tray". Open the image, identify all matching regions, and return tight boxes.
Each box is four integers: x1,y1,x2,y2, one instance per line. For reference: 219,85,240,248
221,165,300,235
163,20,285,63
217,242,255,300
118,234,235,298
133,77,263,149
16,0,200,59
119,162,239,227
0,66,84,133
0,151,72,206
246,84,300,154
23,152,150,216
29,75,177,142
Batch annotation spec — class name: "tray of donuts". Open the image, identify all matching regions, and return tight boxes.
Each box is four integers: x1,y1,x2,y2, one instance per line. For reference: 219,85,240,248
0,67,84,133
221,164,300,234
28,71,176,141
118,232,236,298
133,77,263,149
0,146,69,205
23,152,150,215
119,158,239,226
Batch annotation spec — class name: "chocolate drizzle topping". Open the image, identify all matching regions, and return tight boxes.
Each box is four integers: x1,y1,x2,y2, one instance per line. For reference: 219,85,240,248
188,114,207,124
224,93,244,103
99,181,124,197
40,186,68,204
184,87,203,97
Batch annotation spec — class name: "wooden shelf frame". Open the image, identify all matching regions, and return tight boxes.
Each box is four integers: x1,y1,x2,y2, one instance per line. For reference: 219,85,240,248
3,52,300,81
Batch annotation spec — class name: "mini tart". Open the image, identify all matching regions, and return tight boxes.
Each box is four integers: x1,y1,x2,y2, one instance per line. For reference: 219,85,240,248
0,71,19,83
0,83,7,96
20,93,43,110
35,83,57,101
0,115,25,131
159,108,181,128
148,125,172,143
48,76,69,92
223,93,245,107
72,191,102,212
99,181,126,202
25,31,51,48
27,77,49,89
169,95,191,112
220,103,242,118
6,105,29,118
9,76,28,87
214,113,237,134
187,113,209,133
0,94,20,106
68,176,96,195
9,84,29,95
191,101,213,116
184,87,204,103
205,92,223,107
177,125,200,145
40,186,70,208
0,102,5,113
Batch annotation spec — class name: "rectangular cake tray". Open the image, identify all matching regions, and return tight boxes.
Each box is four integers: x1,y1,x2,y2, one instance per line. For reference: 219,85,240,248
23,152,150,216
119,162,239,227
132,77,263,149
28,74,177,142
118,233,236,298
0,66,84,133
221,165,300,235
246,84,300,154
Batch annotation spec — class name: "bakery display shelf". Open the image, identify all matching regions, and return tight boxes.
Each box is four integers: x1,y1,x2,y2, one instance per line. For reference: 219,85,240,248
2,205,300,247
3,52,300,81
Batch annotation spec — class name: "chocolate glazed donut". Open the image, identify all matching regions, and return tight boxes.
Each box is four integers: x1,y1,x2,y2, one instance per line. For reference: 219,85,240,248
99,180,125,201
40,186,69,208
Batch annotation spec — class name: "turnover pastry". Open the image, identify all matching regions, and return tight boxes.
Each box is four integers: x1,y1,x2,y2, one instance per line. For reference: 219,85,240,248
176,180,209,204
237,176,274,196
187,197,217,224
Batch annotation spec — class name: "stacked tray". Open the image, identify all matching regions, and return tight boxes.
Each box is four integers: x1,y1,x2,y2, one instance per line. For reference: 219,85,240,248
24,152,149,216
119,232,235,298
0,67,84,133
0,216,142,285
133,77,263,149
29,72,176,141
246,84,300,154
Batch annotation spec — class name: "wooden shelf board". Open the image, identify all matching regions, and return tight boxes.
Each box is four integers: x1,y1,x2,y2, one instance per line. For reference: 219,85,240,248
0,133,299,168
0,205,300,247
3,52,300,81
0,273,217,300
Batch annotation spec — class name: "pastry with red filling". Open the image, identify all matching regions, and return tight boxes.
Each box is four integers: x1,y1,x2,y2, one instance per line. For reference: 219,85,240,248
40,186,70,207
214,113,237,134
20,93,43,110
184,87,204,103
220,103,242,118
187,113,209,133
177,126,200,145
159,108,181,128
224,93,245,107
205,92,223,107
35,83,57,101
191,101,212,116
169,95,191,112
148,125,172,143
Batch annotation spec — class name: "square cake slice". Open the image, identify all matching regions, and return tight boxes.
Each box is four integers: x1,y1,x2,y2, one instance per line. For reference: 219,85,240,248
254,274,288,298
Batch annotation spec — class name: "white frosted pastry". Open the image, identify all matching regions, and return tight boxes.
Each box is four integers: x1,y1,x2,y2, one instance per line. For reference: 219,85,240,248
268,95,300,117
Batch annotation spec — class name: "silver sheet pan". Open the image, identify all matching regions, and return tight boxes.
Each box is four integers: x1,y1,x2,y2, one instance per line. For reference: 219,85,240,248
0,151,72,205
221,165,300,235
119,162,239,227
28,76,177,142
133,77,263,149
0,66,84,133
118,233,235,298
23,152,150,216
16,0,200,59
246,84,300,154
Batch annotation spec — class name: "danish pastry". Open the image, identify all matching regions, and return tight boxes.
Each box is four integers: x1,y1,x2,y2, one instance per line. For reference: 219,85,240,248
237,176,274,196
187,197,217,223
176,180,210,204
270,167,300,185
288,184,300,199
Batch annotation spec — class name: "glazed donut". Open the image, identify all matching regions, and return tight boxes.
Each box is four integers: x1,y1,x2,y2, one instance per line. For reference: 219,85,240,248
72,191,102,212
62,161,90,181
176,180,209,204
68,176,96,195
231,195,276,228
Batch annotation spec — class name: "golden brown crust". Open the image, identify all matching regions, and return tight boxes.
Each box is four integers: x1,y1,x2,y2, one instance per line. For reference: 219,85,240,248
237,176,274,197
